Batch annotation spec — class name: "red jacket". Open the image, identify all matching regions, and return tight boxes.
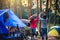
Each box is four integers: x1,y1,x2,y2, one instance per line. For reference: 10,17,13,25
30,16,38,28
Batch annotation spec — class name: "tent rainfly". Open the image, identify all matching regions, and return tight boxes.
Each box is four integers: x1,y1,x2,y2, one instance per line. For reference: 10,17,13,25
0,9,26,27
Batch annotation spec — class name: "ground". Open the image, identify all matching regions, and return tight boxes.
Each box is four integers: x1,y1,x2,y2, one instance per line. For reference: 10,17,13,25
27,35,60,40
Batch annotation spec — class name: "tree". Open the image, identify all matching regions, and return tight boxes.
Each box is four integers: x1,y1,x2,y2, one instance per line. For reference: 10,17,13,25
28,0,32,19
39,0,42,36
6,0,10,9
0,0,4,9
46,0,51,29
46,0,49,15
20,0,23,19
0,0,3,9
54,0,58,26
40,0,42,12
51,0,60,25
14,0,17,14
48,0,52,29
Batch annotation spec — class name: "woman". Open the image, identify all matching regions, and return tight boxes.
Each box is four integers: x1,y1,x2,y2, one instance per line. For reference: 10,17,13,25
30,15,38,40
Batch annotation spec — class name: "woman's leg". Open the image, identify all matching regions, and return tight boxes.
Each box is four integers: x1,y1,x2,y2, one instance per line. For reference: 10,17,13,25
41,28,45,40
45,28,48,40
31,28,34,40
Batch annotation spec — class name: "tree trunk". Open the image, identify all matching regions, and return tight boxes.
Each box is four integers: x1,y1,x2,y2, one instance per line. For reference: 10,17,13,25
46,0,49,30
0,0,7,9
14,0,17,14
48,0,52,29
7,0,10,9
40,0,42,12
39,0,42,36
28,0,32,19
20,0,22,19
54,13,56,26
54,0,58,26
46,0,49,15
0,0,3,9
37,0,39,15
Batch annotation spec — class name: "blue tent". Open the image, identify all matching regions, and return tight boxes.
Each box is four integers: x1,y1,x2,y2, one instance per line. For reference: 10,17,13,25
0,10,8,34
0,9,26,28
0,21,8,34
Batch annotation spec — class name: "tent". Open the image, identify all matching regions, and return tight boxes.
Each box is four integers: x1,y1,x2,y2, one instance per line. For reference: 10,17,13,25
0,21,8,34
21,19,30,26
0,9,26,27
0,10,8,34
48,26,60,36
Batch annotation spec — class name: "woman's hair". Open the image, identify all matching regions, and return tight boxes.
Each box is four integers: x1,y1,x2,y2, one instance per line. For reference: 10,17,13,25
30,16,36,20
43,15,47,19
30,16,36,22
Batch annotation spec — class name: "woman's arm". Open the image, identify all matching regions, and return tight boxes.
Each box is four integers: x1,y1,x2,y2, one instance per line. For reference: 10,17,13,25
34,16,38,21
39,13,44,20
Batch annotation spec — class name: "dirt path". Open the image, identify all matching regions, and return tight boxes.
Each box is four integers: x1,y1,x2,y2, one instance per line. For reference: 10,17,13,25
28,36,60,40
